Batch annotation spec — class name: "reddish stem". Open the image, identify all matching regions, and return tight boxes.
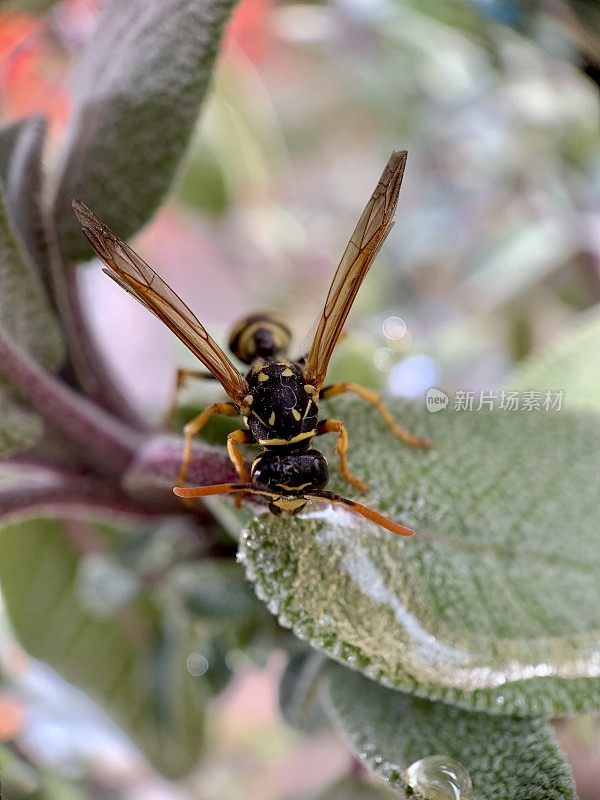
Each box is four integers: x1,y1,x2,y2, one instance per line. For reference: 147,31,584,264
0,333,142,474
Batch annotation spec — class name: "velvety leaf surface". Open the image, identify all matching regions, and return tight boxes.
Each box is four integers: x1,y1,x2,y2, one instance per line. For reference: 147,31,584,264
0,116,50,277
314,775,404,800
173,560,261,620
239,397,600,715
508,308,600,411
324,665,575,800
0,514,210,778
0,182,64,453
0,396,41,454
0,743,40,798
0,183,63,370
53,0,236,261
279,650,329,733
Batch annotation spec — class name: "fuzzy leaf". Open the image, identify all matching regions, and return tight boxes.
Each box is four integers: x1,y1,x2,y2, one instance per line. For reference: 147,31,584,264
0,116,50,278
279,649,329,733
0,182,63,370
314,775,403,800
0,514,210,778
53,0,236,261
0,743,40,798
239,397,600,716
0,180,64,453
324,665,575,800
173,560,261,620
0,399,42,456
508,308,600,412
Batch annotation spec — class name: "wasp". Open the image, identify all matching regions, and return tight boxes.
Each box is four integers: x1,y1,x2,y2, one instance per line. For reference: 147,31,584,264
73,150,431,537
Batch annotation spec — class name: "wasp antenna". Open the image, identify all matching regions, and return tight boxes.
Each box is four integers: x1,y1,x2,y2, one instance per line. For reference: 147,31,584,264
173,483,277,499
305,490,415,537
174,483,249,498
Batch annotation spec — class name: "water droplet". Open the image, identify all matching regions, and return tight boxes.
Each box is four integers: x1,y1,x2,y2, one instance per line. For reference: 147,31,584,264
403,755,473,800
382,316,407,340
186,653,209,676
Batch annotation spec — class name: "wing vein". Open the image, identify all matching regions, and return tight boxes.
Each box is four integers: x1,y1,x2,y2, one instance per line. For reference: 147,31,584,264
304,150,407,388
72,200,248,403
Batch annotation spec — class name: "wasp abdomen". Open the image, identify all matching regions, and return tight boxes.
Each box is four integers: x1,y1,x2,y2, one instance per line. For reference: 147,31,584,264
228,312,292,364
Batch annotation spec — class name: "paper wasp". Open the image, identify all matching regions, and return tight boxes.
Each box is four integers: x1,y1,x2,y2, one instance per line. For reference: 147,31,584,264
73,150,431,536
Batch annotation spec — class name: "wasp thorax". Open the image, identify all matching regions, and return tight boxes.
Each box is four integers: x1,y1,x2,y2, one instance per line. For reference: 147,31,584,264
251,450,328,495
228,312,292,364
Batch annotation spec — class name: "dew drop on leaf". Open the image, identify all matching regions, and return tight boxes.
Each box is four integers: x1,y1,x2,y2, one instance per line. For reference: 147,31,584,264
403,755,473,800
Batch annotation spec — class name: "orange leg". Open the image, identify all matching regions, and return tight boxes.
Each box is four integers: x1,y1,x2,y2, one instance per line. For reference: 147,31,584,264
320,382,432,449
163,368,217,429
177,401,240,485
316,418,368,493
227,429,255,507
227,429,253,482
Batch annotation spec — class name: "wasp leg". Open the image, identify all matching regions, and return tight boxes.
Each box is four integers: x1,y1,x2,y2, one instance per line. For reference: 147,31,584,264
227,429,256,507
163,369,217,429
320,382,432,449
227,429,254,482
316,418,368,493
177,401,240,485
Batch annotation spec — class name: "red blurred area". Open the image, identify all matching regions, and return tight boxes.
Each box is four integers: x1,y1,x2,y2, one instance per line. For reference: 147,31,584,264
0,11,70,132
225,0,272,64
0,10,71,136
0,0,270,136
0,695,26,740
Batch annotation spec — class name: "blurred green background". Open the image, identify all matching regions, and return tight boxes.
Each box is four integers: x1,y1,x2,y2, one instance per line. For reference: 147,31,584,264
0,0,599,798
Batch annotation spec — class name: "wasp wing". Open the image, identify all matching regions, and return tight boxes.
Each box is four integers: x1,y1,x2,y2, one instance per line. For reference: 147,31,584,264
303,151,407,389
72,200,249,404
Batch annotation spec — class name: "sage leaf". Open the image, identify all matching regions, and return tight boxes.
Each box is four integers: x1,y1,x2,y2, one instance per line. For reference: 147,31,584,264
53,0,236,261
325,665,575,800
508,307,600,412
0,514,210,778
0,116,50,278
0,397,41,455
279,650,329,733
0,181,64,453
314,775,404,800
239,397,600,716
0,182,63,370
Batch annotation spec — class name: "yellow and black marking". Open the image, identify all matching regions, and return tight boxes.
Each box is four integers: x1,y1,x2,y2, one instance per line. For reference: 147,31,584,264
228,312,292,365
73,151,425,537
244,360,319,449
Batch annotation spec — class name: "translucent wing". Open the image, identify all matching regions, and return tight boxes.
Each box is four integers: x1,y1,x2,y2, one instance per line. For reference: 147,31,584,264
303,151,407,388
72,200,249,404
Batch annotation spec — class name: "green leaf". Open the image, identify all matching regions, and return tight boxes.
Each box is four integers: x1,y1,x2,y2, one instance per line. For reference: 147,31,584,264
173,560,262,620
508,307,600,412
324,665,575,800
0,182,63,453
0,116,50,278
0,0,58,10
0,514,210,778
0,744,40,798
279,650,329,733
0,182,63,371
313,775,403,800
0,394,42,454
52,0,237,262
239,397,600,716
462,220,576,311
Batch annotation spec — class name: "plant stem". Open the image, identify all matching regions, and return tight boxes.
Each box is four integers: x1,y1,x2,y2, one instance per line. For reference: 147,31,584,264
0,333,142,474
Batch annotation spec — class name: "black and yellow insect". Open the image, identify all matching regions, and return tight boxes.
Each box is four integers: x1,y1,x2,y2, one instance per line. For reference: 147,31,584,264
72,150,430,537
